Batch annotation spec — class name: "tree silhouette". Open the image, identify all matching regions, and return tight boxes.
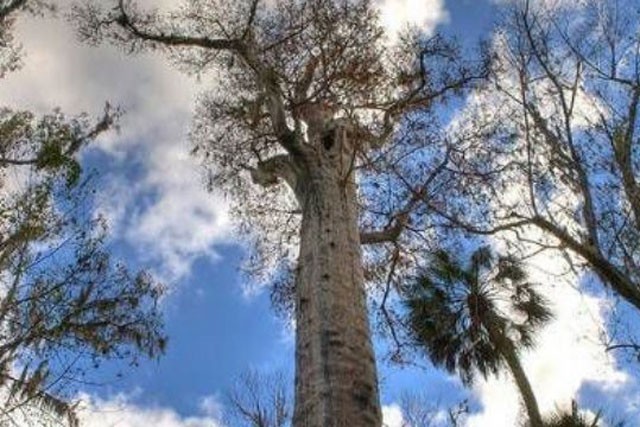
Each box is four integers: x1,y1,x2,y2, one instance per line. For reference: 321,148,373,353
543,400,605,427
404,246,552,427
225,370,291,427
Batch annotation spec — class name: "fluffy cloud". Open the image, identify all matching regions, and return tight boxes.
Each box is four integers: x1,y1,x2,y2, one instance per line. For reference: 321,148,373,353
198,395,225,420
382,403,405,427
77,397,412,427
377,0,449,38
77,394,225,427
0,11,231,283
465,243,636,425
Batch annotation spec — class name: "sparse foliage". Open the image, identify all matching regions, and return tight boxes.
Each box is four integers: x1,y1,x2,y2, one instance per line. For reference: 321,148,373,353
397,392,468,427
0,1,166,425
427,0,640,317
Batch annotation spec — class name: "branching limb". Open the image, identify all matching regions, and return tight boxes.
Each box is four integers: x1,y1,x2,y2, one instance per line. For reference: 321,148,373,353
360,214,407,245
361,146,451,245
531,215,640,310
250,154,298,191
92,0,302,156
379,244,406,362
111,0,241,51
294,54,319,104
612,87,640,229
0,104,117,167
241,0,260,40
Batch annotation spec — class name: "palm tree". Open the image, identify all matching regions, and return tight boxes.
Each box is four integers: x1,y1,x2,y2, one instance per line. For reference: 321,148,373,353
543,401,601,427
404,246,553,427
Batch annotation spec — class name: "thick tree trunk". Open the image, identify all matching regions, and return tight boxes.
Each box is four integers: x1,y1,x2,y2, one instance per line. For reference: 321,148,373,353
291,124,382,426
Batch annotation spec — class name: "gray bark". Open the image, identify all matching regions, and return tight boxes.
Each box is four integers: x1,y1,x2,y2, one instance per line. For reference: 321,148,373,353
290,123,381,426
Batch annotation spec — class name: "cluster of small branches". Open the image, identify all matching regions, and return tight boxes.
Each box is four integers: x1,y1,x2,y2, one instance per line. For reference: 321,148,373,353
225,370,291,427
0,1,167,425
398,0,640,361
72,0,487,297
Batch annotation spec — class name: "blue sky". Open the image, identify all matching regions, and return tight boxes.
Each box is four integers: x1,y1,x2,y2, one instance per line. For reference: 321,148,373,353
2,0,640,426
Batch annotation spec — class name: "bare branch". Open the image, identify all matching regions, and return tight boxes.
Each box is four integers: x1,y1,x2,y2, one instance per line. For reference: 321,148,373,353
112,0,241,51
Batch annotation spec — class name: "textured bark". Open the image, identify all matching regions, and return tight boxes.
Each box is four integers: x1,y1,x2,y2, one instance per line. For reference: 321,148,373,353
291,124,381,426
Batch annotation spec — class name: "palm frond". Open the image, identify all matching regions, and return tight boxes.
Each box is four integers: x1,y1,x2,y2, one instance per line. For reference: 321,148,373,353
542,401,601,427
403,246,554,385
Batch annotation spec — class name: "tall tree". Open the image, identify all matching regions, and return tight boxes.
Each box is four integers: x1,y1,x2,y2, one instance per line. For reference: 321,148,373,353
0,2,166,425
403,246,553,427
73,0,484,424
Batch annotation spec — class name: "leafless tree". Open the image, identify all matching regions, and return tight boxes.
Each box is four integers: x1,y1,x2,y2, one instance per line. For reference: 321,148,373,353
398,392,468,427
226,370,291,427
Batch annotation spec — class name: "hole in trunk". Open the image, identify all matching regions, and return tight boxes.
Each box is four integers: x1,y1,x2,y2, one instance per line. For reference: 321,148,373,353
322,130,334,150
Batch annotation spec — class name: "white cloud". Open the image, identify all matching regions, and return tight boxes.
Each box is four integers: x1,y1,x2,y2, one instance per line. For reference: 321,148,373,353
119,139,231,282
79,396,409,427
465,248,635,426
377,0,449,38
77,394,225,427
198,395,225,420
382,403,405,427
0,11,231,283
